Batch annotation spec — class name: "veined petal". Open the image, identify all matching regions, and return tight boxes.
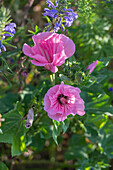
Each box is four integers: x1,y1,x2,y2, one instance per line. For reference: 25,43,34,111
23,44,33,57
30,60,47,66
60,34,75,59
44,82,85,121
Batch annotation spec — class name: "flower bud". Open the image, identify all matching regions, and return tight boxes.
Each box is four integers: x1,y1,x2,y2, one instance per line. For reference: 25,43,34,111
25,108,34,128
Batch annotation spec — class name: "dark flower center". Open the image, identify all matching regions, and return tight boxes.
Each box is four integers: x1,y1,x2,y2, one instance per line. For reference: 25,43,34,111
57,94,68,105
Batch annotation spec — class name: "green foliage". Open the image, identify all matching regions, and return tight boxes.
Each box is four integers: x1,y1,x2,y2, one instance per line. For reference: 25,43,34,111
0,103,26,156
0,0,113,169
65,134,88,160
0,6,11,36
0,92,18,113
52,118,70,144
0,162,9,170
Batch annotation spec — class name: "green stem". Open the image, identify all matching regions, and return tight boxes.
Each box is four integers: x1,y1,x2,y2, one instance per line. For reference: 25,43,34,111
50,73,55,86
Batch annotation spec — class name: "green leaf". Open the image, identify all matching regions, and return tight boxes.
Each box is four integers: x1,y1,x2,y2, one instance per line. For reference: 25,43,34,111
62,118,70,134
85,124,100,143
0,92,18,113
3,42,17,49
0,162,9,170
11,127,27,157
31,134,45,151
85,92,113,114
45,16,51,23
39,116,52,139
52,121,62,145
34,25,41,34
52,126,58,145
101,135,113,159
28,30,35,34
65,134,88,160
0,108,26,156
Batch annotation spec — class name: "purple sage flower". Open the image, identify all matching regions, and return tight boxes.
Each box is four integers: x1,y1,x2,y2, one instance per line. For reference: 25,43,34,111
43,8,57,18
0,40,6,53
64,16,74,27
43,0,78,32
54,18,61,32
4,23,16,38
54,23,60,32
46,0,57,8
63,8,78,27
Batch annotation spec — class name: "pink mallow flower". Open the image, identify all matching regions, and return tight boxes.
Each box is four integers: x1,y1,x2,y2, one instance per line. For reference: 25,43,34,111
44,82,85,121
87,60,98,73
23,32,75,73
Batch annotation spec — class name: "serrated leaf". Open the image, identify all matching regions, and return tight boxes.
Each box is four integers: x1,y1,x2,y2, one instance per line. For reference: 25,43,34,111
0,108,26,156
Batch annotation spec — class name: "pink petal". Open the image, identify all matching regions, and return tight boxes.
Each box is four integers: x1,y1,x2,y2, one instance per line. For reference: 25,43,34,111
23,44,33,57
75,99,85,110
44,82,85,121
32,32,53,44
48,112,67,121
30,60,47,66
60,34,75,58
44,64,58,73
44,95,51,111
53,52,66,66
76,110,85,116
29,54,48,63
87,60,98,73
23,32,76,73
46,85,60,97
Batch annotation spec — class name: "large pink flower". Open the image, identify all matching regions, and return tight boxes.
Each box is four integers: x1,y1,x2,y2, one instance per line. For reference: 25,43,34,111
87,60,98,73
44,82,85,121
23,32,75,73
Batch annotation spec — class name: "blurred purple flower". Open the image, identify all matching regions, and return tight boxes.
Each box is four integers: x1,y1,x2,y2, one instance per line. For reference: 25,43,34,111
63,8,78,27
43,8,57,18
54,23,60,32
4,23,16,38
10,58,14,63
109,87,113,91
54,18,61,32
46,0,57,8
0,40,6,53
64,16,74,27
82,24,85,28
90,167,93,170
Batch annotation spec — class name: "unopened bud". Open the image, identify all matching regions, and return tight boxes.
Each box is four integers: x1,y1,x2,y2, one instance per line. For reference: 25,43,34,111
25,108,34,128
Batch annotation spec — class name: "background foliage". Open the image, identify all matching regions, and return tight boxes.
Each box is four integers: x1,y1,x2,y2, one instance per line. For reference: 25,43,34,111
0,0,113,169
